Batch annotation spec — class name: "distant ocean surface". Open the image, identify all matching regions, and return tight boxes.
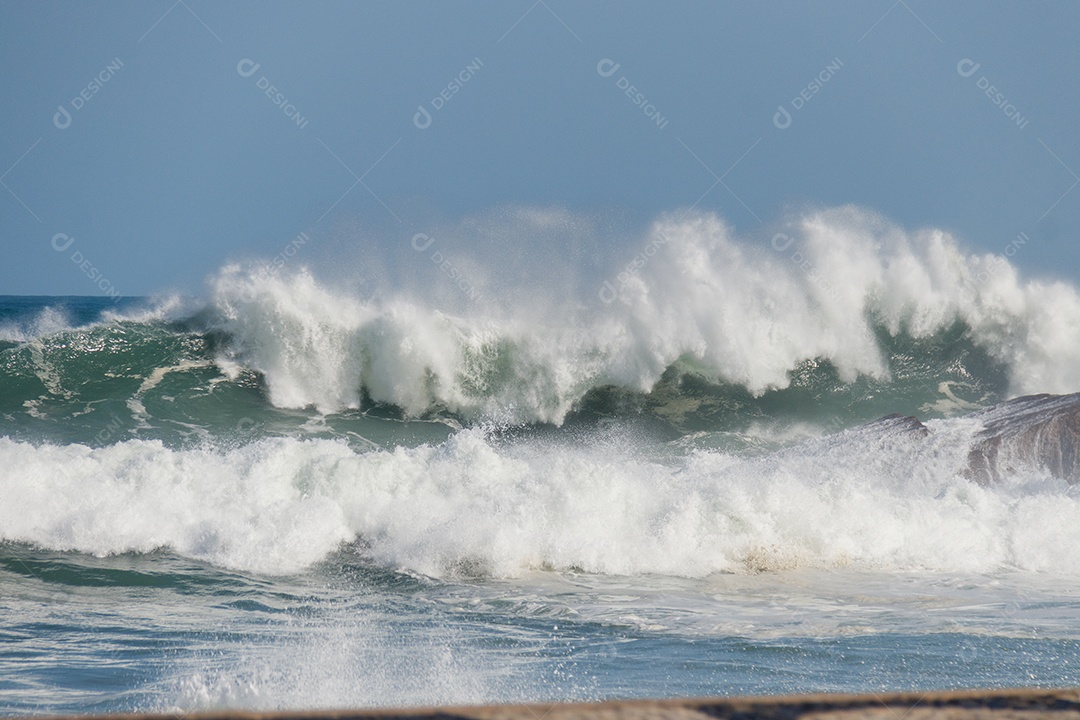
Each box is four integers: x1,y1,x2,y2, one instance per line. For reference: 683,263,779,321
3,209,1080,715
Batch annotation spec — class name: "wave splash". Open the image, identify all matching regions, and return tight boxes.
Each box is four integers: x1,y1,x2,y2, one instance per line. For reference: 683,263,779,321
1,416,1077,577
207,206,1080,424
5,202,1080,578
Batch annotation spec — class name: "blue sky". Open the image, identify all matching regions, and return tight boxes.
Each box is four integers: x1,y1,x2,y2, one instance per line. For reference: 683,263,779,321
1,0,1078,297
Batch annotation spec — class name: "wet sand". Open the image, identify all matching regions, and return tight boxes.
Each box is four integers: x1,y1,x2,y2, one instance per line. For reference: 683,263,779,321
27,688,1080,720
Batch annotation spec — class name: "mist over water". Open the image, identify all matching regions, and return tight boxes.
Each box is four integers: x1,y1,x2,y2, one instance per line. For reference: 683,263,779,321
3,206,1080,714
205,206,1080,422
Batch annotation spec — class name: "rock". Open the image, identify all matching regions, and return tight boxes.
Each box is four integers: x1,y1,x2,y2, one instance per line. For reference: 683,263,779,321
862,393,1080,484
964,393,1080,485
869,413,930,437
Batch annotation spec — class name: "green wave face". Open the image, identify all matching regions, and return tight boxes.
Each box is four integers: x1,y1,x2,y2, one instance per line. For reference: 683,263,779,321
0,295,1010,454
2,319,250,444
563,322,1010,452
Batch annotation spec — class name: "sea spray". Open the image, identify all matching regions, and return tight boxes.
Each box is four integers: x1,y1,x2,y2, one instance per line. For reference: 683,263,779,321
5,207,1080,430
207,207,1080,422
0,417,1078,577
5,208,1080,712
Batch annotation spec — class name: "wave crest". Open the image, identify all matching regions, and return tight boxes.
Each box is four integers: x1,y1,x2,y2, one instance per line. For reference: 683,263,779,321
2,419,1076,577
207,207,1080,423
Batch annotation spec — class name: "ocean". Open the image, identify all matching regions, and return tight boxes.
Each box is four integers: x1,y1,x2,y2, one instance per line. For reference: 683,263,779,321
2,210,1080,715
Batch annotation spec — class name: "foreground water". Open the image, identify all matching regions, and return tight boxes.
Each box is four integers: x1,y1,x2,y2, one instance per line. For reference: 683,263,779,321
3,209,1080,714
4,545,1080,715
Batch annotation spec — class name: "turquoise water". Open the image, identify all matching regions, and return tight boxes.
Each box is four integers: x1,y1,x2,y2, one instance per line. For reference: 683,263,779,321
2,289,1079,715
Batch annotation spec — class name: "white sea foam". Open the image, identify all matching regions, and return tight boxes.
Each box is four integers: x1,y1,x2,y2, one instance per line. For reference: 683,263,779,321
6,206,1080,578
207,206,1080,423
2,418,1077,577
101,292,195,325
0,295,190,344
0,306,74,343
163,616,513,712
